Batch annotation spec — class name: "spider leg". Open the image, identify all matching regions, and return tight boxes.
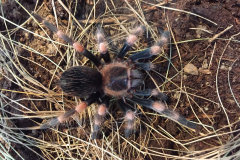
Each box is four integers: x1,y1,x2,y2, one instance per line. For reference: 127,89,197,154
133,62,155,71
91,96,110,139
117,26,145,60
128,96,196,129
128,31,170,62
118,99,136,137
96,27,111,64
40,91,101,129
134,89,168,102
32,13,101,67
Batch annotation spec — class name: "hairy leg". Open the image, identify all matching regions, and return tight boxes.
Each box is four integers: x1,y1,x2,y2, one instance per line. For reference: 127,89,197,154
40,91,101,129
133,62,156,71
117,26,145,60
96,27,111,64
134,89,168,102
91,96,110,139
118,99,136,137
128,31,170,62
128,96,196,130
32,13,102,67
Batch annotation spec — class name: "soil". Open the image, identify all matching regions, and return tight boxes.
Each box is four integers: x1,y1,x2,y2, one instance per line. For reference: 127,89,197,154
1,0,240,159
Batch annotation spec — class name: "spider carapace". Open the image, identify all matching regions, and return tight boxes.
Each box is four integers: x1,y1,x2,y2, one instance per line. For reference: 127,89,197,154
33,13,196,139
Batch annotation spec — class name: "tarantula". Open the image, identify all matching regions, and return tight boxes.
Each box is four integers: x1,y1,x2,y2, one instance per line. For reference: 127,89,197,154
32,13,196,139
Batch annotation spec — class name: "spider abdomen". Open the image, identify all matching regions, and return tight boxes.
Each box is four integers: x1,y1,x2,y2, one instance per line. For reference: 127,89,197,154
59,66,102,97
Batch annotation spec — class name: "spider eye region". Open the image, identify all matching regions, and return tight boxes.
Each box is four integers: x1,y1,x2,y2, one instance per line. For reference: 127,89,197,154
108,66,128,91
59,66,102,97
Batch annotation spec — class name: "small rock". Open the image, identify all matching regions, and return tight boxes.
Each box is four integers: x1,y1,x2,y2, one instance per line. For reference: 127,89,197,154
196,25,207,38
183,75,188,80
220,63,229,70
202,59,208,69
204,106,209,111
199,68,212,74
184,63,198,75
46,44,56,55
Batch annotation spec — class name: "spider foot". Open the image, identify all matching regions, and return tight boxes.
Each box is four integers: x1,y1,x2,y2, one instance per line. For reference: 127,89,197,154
128,30,170,62
124,110,136,137
91,112,105,140
160,108,197,129
154,102,197,129
40,108,76,129
96,27,111,63
91,97,109,139
118,26,145,60
129,96,196,130
118,99,136,137
40,118,60,129
91,122,102,140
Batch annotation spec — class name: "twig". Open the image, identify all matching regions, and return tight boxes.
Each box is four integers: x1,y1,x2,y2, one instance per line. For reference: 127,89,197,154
209,25,233,43
78,16,132,24
208,42,216,70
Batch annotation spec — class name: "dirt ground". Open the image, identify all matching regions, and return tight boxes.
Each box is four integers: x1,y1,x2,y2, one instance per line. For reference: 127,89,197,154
1,0,240,159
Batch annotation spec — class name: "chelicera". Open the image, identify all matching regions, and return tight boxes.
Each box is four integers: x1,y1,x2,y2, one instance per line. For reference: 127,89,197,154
33,13,196,139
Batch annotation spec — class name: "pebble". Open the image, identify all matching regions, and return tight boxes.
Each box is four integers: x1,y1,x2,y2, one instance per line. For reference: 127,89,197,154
46,44,56,54
196,25,207,38
183,75,188,80
220,63,229,70
184,63,198,75
202,59,208,69
199,68,211,74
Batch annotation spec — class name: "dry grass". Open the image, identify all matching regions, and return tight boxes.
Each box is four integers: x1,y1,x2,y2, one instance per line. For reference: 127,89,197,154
0,0,240,159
